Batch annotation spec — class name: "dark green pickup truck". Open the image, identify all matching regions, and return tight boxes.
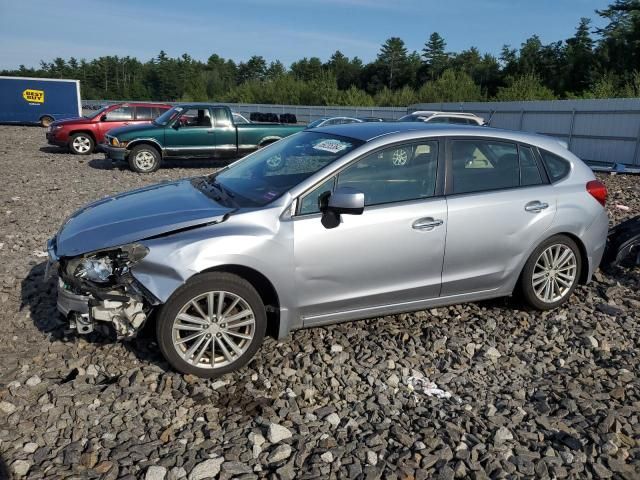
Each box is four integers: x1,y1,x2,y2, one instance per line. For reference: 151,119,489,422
102,104,304,172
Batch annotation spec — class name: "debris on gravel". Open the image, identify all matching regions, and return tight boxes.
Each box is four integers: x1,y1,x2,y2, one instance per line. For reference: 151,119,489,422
0,126,638,478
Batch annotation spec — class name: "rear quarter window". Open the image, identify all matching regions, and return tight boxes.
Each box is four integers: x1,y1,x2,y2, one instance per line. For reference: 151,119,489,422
540,149,571,182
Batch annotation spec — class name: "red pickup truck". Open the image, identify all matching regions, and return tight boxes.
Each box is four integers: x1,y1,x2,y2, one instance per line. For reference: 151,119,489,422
46,102,171,154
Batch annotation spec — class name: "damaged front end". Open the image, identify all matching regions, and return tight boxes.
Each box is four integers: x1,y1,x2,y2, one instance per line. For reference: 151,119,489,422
47,238,159,338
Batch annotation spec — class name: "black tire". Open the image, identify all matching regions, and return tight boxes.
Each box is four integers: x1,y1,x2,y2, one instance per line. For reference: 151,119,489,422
40,116,54,128
520,234,582,310
68,133,95,155
128,144,161,173
156,272,267,378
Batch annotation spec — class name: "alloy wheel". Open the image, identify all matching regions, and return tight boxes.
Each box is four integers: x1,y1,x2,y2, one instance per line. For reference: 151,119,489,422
72,136,92,154
134,151,156,171
531,244,578,303
171,291,256,369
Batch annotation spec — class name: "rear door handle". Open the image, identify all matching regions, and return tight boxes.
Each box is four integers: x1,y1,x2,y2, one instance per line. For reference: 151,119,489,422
525,201,549,213
412,217,443,231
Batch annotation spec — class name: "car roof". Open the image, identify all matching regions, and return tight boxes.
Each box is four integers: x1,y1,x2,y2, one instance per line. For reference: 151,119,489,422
309,122,564,150
110,102,171,108
410,110,479,118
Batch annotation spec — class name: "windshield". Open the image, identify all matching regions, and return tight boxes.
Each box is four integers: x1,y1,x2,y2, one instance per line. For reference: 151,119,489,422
398,114,426,122
153,106,182,126
307,118,327,128
84,106,109,119
210,131,363,207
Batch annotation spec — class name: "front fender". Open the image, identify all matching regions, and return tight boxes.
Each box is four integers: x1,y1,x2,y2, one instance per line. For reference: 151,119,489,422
130,207,300,334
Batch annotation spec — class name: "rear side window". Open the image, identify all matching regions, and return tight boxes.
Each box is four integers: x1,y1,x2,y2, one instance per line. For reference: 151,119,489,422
540,149,571,182
447,117,471,125
135,106,153,120
450,140,520,194
519,146,543,186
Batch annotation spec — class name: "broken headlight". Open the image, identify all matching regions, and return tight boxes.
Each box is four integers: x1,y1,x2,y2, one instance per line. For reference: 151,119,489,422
66,243,149,284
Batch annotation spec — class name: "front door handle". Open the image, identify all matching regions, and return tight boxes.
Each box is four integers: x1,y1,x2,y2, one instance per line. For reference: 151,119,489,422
525,201,549,213
412,217,443,231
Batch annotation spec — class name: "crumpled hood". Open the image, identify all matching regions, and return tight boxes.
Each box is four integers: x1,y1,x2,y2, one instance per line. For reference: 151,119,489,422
55,179,233,257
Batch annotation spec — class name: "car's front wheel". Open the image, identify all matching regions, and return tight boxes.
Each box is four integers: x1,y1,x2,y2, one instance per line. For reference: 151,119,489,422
128,145,161,173
520,235,582,310
69,133,95,155
156,272,267,378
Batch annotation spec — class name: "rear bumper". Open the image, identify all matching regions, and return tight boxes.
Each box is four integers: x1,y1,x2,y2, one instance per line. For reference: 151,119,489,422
584,208,609,279
103,145,128,161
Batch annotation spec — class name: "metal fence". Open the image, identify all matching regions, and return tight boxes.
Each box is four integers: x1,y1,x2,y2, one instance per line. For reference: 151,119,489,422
82,100,407,123
410,98,640,166
83,98,640,166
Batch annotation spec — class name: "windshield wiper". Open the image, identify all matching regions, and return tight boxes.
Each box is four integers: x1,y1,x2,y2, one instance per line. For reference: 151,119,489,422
196,178,238,207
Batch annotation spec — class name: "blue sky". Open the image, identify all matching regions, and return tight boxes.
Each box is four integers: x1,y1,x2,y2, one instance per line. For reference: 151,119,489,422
0,0,609,70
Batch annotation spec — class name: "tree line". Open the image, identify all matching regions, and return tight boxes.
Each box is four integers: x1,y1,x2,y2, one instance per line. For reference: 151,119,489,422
3,0,640,106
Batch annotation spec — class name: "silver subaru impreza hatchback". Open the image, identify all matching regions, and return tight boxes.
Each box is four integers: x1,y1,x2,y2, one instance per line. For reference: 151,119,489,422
47,123,609,377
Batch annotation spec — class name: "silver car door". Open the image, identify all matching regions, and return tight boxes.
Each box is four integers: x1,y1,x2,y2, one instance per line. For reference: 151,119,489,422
441,138,557,296
292,140,447,325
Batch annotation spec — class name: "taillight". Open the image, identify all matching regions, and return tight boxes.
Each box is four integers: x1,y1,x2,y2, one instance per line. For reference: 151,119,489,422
586,180,607,206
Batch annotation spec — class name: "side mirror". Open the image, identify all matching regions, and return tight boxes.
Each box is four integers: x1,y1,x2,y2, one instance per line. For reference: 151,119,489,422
172,120,181,130
100,114,107,122
319,187,365,229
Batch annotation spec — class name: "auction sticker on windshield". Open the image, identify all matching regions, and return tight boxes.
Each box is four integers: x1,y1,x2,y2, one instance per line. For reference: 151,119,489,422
313,139,351,154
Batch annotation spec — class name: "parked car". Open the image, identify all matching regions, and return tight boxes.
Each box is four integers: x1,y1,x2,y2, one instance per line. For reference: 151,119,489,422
399,111,487,126
232,112,251,124
46,103,172,155
0,76,81,127
307,117,363,128
47,122,609,377
102,104,304,172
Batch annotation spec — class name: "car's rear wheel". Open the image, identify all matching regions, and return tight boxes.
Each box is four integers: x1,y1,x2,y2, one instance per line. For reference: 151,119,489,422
156,272,267,378
69,133,95,155
129,144,161,173
40,115,54,128
520,235,582,310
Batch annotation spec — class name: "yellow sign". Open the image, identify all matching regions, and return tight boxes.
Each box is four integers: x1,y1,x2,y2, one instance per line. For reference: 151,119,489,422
23,89,44,104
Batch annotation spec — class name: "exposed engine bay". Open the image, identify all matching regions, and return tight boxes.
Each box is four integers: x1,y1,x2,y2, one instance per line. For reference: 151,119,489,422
52,242,159,338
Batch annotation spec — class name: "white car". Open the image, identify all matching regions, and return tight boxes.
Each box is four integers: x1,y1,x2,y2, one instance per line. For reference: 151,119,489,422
399,111,486,126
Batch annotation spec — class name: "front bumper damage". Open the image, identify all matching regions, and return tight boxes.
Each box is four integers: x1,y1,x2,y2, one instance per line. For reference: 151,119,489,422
47,238,158,338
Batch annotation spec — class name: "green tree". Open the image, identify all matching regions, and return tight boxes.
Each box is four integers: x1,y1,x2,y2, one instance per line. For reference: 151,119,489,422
377,37,409,88
422,32,449,79
495,73,556,101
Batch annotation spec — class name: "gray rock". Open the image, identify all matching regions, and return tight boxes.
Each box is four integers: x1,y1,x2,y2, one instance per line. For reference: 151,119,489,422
321,451,334,463
494,427,513,444
25,375,41,386
0,401,16,414
367,451,378,466
268,423,293,443
325,413,340,427
268,444,292,463
11,460,31,477
146,465,167,480
188,457,223,480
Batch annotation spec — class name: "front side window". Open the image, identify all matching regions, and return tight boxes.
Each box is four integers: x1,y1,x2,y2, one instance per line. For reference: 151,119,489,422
450,140,520,194
213,108,232,127
300,142,438,213
447,117,471,125
212,132,363,207
179,108,212,128
540,149,571,182
104,106,133,121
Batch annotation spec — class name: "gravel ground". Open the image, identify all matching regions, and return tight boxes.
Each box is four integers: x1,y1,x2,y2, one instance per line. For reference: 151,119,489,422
0,125,638,480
